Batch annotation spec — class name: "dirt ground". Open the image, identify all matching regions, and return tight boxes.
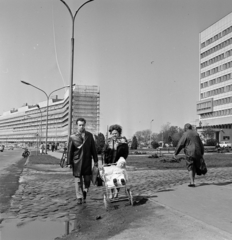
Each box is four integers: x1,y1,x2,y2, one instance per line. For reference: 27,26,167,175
55,196,154,240
0,154,156,240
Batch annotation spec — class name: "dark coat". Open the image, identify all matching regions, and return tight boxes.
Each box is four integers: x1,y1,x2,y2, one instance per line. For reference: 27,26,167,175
67,131,98,177
175,129,204,163
103,137,129,164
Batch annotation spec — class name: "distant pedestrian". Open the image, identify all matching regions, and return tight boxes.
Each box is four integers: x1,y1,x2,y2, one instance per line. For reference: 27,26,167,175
51,142,55,152
63,143,67,152
173,123,204,187
39,143,45,154
67,118,98,204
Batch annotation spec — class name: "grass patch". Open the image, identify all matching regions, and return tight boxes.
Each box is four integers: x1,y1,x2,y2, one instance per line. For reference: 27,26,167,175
0,157,27,213
127,153,232,170
29,152,60,165
205,154,232,168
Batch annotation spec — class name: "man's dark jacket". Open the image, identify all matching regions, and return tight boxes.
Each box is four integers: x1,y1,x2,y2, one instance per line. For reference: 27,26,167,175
67,131,98,177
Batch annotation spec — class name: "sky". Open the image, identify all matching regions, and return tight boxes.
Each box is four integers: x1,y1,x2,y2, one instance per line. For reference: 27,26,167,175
1,0,232,138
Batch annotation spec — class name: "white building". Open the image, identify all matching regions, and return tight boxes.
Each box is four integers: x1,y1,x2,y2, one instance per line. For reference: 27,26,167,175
197,12,232,143
0,85,100,145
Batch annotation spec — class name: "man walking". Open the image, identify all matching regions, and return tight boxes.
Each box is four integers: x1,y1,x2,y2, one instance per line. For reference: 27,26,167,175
67,118,98,204
173,123,204,187
51,142,55,152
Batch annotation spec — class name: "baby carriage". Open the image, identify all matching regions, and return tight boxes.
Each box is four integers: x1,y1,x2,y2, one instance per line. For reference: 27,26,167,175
99,159,133,210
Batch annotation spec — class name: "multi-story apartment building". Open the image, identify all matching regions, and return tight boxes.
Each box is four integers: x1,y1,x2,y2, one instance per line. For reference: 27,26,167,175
197,12,232,143
0,85,100,146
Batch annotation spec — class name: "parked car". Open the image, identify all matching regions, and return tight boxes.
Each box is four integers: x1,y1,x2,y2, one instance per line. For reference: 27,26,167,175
219,141,232,148
5,145,14,150
8,146,14,150
0,145,4,152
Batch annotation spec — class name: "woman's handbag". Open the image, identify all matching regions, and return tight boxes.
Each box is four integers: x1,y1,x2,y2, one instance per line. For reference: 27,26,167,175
196,157,207,175
200,157,207,175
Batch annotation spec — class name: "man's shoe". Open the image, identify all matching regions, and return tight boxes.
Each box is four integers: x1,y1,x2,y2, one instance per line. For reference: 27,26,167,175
188,183,195,187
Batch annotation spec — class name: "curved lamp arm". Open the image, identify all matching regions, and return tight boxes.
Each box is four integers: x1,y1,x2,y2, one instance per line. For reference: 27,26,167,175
21,80,48,98
48,85,71,98
74,0,94,20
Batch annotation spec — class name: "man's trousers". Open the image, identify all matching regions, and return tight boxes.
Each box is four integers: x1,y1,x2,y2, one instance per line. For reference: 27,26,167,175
74,175,91,199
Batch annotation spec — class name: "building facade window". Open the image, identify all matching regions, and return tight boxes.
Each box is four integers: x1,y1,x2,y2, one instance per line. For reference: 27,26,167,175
200,107,232,119
0,85,100,143
201,35,232,59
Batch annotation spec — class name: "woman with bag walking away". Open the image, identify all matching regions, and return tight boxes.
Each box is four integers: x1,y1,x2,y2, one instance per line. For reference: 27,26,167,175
173,123,205,187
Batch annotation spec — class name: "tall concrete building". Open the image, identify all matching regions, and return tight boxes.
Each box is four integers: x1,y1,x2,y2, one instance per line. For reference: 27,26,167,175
72,85,100,134
197,12,232,143
0,85,100,145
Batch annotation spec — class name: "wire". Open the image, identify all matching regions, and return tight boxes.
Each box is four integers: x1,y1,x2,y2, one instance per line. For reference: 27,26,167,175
51,0,66,87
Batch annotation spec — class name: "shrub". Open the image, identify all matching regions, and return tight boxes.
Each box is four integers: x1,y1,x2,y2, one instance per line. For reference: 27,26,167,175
131,136,138,150
206,138,217,146
151,141,159,149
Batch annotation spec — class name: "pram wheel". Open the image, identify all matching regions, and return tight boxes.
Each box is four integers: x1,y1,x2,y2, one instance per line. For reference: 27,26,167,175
127,189,134,206
103,194,109,210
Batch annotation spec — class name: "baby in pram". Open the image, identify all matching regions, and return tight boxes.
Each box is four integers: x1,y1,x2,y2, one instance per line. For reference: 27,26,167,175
101,157,128,198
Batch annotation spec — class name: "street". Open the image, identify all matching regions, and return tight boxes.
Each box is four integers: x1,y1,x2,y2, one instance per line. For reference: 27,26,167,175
0,149,25,174
0,148,27,213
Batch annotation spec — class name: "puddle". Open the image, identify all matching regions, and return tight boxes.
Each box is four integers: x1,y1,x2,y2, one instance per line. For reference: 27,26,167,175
0,219,73,240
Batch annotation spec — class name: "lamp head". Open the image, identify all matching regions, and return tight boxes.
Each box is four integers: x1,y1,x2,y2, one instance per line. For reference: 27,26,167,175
21,80,30,85
65,84,75,88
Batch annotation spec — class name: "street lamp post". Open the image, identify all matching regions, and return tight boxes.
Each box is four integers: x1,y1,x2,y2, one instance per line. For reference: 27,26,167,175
54,116,58,145
21,80,72,154
36,104,43,147
22,115,31,147
150,119,154,149
59,0,94,137
50,114,58,145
